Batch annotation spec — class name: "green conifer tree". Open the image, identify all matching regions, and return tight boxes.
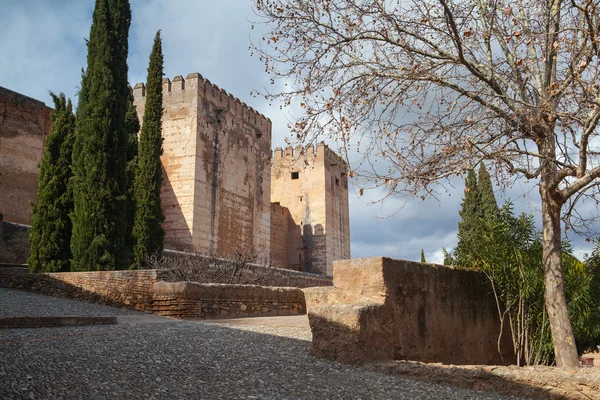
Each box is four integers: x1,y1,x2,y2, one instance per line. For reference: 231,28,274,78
132,31,165,269
71,0,132,271
420,249,426,263
478,162,499,221
455,168,481,265
28,93,75,273
124,94,140,265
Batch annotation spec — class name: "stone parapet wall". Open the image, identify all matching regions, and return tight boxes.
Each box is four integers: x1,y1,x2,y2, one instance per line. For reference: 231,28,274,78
161,250,332,288
0,269,167,311
308,257,515,366
0,268,306,319
0,217,31,264
152,281,304,318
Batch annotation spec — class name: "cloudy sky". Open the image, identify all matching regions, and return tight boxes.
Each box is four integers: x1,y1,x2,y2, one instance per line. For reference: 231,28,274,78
1,0,595,262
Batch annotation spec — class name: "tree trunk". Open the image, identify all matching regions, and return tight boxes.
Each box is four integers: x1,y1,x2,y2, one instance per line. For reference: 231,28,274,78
540,174,579,367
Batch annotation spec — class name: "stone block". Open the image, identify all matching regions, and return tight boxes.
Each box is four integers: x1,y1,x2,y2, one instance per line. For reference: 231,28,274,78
309,303,393,364
308,257,515,366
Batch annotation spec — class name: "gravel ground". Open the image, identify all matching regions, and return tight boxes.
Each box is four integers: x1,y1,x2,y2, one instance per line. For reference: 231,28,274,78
1,322,526,400
0,288,144,317
0,288,526,399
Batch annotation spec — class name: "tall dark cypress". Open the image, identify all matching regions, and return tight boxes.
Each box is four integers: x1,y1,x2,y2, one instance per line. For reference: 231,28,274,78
108,0,132,268
478,162,499,221
420,249,426,263
132,31,165,269
28,93,75,273
124,94,140,265
71,0,131,271
455,168,481,265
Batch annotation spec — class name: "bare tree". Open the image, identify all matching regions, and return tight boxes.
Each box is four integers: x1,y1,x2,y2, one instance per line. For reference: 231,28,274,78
148,247,285,285
251,0,600,367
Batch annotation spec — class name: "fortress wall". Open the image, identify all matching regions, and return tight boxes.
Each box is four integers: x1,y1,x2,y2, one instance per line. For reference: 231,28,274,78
133,79,198,250
271,143,350,275
192,73,272,257
271,145,327,273
0,216,30,264
133,73,272,256
0,86,52,225
270,203,290,269
324,149,351,270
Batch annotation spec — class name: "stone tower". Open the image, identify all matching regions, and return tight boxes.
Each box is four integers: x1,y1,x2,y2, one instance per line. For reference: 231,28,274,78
0,86,52,225
271,143,350,276
133,73,272,257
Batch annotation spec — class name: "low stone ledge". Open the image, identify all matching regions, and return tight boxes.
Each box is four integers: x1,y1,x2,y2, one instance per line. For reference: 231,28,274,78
0,270,308,320
302,286,357,310
152,281,306,319
0,264,29,274
0,316,118,329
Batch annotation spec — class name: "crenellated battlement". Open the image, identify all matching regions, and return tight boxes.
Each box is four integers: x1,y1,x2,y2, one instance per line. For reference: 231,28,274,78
133,73,271,130
272,142,347,170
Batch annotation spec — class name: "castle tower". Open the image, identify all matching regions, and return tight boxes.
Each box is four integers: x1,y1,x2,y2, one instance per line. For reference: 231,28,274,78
133,73,272,257
0,86,52,225
271,143,350,276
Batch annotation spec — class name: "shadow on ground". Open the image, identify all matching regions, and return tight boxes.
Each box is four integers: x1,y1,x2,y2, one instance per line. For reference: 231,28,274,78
1,275,594,399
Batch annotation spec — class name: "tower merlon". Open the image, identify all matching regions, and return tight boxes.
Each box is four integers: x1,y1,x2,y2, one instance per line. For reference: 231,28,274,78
133,73,272,131
162,78,172,92
133,82,146,97
172,75,185,90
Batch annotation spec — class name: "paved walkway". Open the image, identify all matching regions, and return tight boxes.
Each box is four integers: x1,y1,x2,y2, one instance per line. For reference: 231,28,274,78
0,288,524,399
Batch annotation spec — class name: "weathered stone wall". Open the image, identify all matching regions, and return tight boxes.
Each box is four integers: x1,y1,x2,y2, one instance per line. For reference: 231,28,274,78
0,86,52,225
271,143,350,275
308,257,514,365
323,146,351,270
270,203,290,269
161,250,333,288
0,215,30,264
0,269,306,319
153,281,304,318
133,73,272,257
133,79,197,250
0,269,166,311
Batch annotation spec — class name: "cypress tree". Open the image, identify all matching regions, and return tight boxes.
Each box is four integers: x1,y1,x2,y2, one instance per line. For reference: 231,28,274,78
28,93,75,273
455,168,481,264
71,0,132,271
420,249,426,263
124,94,140,265
132,31,165,269
478,162,499,221
108,0,132,268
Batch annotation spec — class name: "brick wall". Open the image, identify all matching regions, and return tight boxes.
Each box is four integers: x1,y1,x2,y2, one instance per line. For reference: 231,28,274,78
0,216,30,264
0,269,166,311
0,86,52,225
153,281,304,318
0,268,306,319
